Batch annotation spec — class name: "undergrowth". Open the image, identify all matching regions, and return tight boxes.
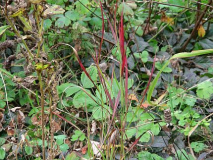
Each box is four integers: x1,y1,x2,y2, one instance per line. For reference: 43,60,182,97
0,0,213,160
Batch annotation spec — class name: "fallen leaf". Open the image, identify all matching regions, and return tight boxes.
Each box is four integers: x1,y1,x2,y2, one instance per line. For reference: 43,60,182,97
81,145,88,155
91,120,97,134
43,5,65,17
0,112,4,122
198,25,205,37
140,101,150,108
90,140,101,157
128,94,138,102
10,107,21,112
161,11,174,25
51,120,61,132
7,127,15,136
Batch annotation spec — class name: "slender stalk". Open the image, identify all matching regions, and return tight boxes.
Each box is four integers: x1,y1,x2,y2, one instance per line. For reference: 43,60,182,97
37,71,45,160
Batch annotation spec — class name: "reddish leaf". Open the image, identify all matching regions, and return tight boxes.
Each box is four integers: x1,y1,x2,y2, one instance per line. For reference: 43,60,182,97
81,145,88,155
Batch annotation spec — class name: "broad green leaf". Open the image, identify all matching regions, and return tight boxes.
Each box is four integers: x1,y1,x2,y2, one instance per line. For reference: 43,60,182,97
139,132,150,142
0,100,6,108
196,80,213,99
184,97,196,107
96,85,107,103
54,135,66,140
138,151,164,160
136,26,143,36
56,138,63,146
208,67,213,74
125,128,136,139
134,51,148,63
155,61,172,73
73,90,97,108
151,124,160,135
71,130,86,141
25,146,33,155
60,143,69,152
75,0,89,14
0,138,5,146
141,51,149,63
0,25,10,36
128,78,134,89
65,11,80,21
43,19,52,31
118,2,134,16
57,83,81,97
147,49,213,105
126,112,138,122
0,148,5,160
191,142,207,153
65,152,80,160
168,0,185,12
92,105,111,120
55,16,71,28
81,66,98,88
89,17,102,29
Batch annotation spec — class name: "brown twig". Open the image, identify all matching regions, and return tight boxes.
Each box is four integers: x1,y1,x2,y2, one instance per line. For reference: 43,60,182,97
143,0,153,36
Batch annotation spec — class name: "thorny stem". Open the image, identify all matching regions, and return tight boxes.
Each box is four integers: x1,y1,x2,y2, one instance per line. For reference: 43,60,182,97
37,71,45,160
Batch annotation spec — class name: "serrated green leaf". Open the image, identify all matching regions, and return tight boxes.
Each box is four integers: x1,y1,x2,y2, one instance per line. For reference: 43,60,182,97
73,90,97,108
155,61,172,73
139,132,150,142
196,80,213,99
81,66,98,88
65,11,80,21
141,51,149,63
125,128,136,139
92,105,111,120
55,16,71,28
25,146,33,155
60,143,69,152
118,2,134,16
43,19,52,31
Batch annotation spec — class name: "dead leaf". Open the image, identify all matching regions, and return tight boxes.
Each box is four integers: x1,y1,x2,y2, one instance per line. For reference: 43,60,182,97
0,112,4,122
7,127,15,136
43,5,65,17
0,123,3,132
10,107,21,112
90,140,101,157
91,120,97,134
109,129,119,145
140,101,150,108
197,25,205,37
29,0,44,4
51,120,61,132
161,11,174,25
81,145,88,155
128,94,138,102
